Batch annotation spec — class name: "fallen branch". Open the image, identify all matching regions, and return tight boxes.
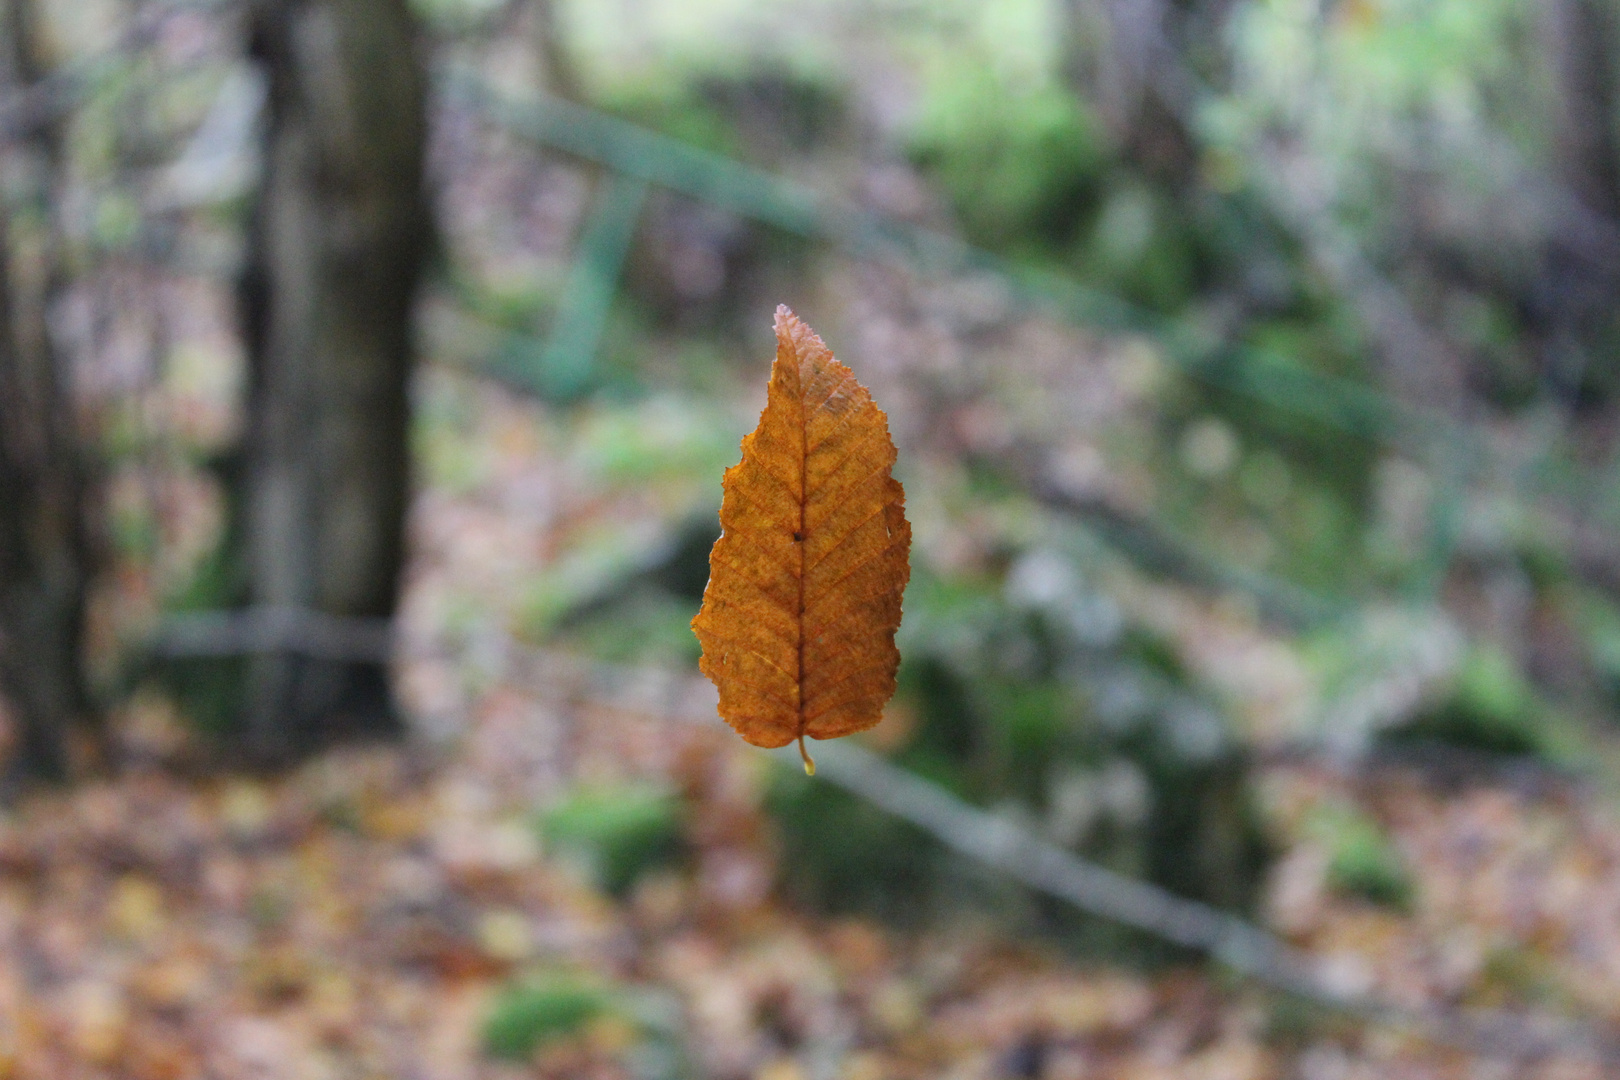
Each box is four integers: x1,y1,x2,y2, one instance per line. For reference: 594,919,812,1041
151,607,393,663
505,645,1620,1066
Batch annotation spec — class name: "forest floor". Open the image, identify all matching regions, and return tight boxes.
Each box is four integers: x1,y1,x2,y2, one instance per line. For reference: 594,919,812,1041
3,627,1620,1080
3,369,1620,1080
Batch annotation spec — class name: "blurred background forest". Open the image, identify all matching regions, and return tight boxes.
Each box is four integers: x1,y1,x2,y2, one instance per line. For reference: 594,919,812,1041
8,0,1620,1075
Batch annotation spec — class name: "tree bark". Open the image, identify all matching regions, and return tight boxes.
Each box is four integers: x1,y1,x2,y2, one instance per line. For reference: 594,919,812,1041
1058,0,1233,187
1537,0,1620,403
0,0,94,783
235,0,428,762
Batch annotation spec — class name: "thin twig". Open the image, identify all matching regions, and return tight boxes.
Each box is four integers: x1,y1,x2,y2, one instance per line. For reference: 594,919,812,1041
151,607,393,662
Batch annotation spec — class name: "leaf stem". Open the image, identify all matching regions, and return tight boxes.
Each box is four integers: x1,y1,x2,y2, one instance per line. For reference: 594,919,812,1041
798,733,816,776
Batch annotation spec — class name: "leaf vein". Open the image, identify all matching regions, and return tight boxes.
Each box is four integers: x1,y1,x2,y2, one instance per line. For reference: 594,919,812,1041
802,592,903,640
805,533,909,612
703,633,796,680
804,688,886,726
805,362,856,411
803,660,893,716
804,502,889,578
805,385,864,453
708,554,797,609
807,424,886,501
723,481,795,529
740,452,800,505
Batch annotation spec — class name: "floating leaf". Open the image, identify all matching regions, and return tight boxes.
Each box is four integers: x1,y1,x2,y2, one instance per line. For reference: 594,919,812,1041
692,306,911,774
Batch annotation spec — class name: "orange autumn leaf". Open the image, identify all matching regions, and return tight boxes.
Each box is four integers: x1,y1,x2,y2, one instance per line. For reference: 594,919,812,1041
692,306,912,774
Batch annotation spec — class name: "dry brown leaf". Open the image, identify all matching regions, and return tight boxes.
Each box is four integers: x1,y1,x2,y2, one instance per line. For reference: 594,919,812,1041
692,306,911,774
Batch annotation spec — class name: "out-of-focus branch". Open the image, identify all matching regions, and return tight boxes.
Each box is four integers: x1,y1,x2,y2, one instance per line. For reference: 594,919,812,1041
487,642,1620,1067
1030,472,1340,627
526,0,581,102
792,735,1615,1064
977,442,1342,627
151,607,394,663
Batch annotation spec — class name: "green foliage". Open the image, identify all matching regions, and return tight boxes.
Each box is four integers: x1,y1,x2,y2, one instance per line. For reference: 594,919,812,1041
566,592,701,666
572,397,743,488
1261,991,1364,1048
108,487,161,562
149,524,250,738
540,783,685,897
1075,182,1204,311
599,83,746,161
1151,318,1382,599
987,682,1079,796
1311,804,1413,909
601,64,847,164
482,977,694,1076
1573,595,1620,705
453,272,560,333
1383,647,1550,758
518,530,665,639
154,655,246,739
520,400,729,659
768,765,941,921
907,70,1107,254
406,0,504,32
1174,347,1378,506
413,370,493,496
1448,294,1538,411
482,976,612,1061
1117,627,1191,686
515,400,734,666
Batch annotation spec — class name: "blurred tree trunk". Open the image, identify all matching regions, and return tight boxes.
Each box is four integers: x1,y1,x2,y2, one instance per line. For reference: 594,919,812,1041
0,0,94,782
1057,0,1232,187
1537,0,1620,403
235,0,428,762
